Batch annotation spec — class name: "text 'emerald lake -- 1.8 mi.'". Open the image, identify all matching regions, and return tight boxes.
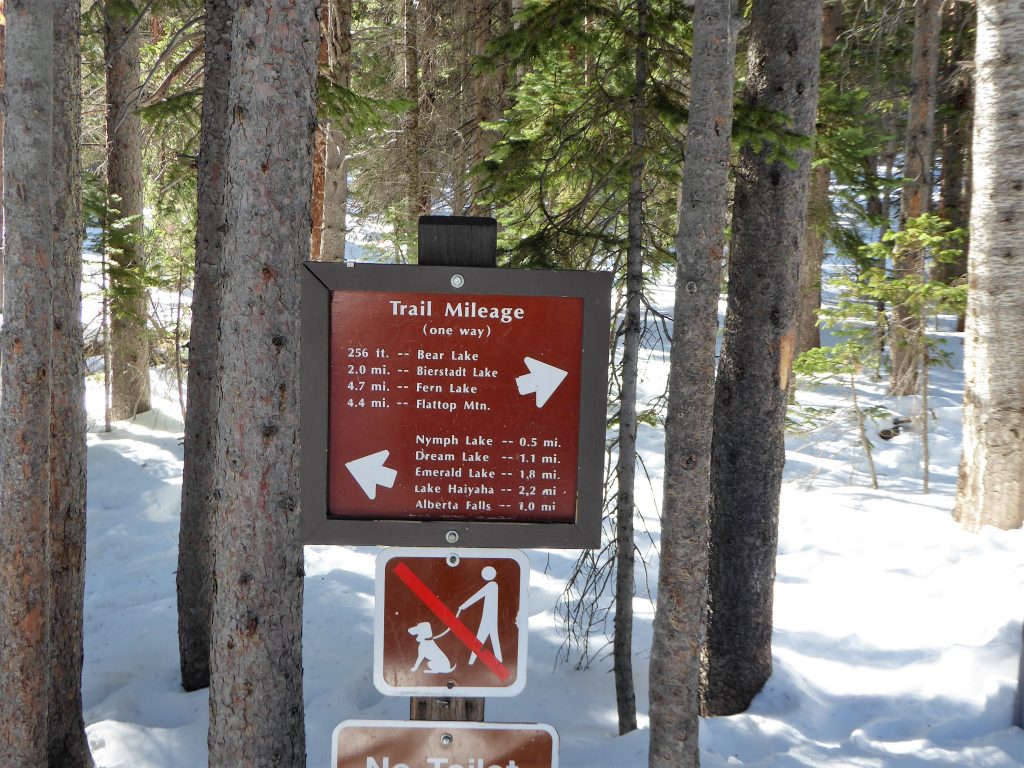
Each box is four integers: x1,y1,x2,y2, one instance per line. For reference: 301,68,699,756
328,289,584,524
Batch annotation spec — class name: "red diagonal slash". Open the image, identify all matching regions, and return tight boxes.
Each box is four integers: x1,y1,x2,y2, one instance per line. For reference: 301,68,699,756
393,562,511,682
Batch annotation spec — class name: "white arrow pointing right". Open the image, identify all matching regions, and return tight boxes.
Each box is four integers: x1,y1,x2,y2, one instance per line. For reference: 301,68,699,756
516,357,569,408
345,449,398,500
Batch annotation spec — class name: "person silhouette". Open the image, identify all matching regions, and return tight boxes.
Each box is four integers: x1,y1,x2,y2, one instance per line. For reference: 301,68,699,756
456,566,502,664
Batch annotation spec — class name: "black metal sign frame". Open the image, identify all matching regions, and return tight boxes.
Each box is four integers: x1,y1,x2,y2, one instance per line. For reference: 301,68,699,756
300,261,611,549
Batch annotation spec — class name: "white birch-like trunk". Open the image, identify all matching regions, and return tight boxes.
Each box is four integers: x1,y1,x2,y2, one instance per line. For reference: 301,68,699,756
953,0,1024,532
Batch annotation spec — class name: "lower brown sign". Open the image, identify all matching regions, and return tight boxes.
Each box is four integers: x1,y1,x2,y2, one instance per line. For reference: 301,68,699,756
332,721,558,768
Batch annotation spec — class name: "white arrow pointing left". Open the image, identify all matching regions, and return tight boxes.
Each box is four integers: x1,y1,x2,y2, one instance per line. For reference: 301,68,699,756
345,450,397,500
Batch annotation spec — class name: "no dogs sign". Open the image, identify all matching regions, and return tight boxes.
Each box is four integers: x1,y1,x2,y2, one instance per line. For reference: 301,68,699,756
374,548,529,697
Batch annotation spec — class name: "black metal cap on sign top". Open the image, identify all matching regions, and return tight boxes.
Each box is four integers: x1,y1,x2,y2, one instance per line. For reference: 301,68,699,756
300,261,612,549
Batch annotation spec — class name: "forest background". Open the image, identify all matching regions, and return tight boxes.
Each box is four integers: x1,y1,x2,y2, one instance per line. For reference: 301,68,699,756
0,0,1022,766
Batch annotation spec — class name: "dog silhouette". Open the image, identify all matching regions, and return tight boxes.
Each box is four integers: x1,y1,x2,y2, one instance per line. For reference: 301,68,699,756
408,621,456,674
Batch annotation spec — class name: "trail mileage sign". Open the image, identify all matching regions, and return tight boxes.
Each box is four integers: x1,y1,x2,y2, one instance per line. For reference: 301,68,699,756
301,263,611,548
331,290,582,522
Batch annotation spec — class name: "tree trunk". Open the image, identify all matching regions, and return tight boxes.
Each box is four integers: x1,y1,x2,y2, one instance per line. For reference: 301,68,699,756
891,0,941,396
105,0,152,418
0,3,54,763
177,0,236,694
49,2,93,765
496,0,512,114
0,7,6,306
648,0,738,763
418,0,439,216
612,0,649,737
796,1,840,355
206,1,318,764
321,0,352,261
953,0,1024,533
452,0,473,215
1016,621,1024,728
309,0,328,262
935,0,971,334
468,0,491,214
404,0,422,242
704,0,823,716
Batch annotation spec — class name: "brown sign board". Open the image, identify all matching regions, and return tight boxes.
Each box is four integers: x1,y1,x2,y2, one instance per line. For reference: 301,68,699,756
375,548,529,697
331,720,559,768
300,262,612,548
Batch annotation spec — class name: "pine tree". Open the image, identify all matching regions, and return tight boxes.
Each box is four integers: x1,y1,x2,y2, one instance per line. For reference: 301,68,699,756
206,1,318,763
891,0,942,396
0,4,5,301
48,0,94,763
0,3,55,762
320,0,352,261
934,0,972,323
105,0,152,418
612,0,651,734
796,1,841,355
704,0,824,716
649,0,738,763
177,0,237,694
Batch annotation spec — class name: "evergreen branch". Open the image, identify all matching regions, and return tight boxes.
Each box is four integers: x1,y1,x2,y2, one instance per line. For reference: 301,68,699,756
141,38,204,109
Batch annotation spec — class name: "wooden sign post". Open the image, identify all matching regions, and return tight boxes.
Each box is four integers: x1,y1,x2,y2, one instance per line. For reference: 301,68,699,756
305,216,611,756
412,216,496,723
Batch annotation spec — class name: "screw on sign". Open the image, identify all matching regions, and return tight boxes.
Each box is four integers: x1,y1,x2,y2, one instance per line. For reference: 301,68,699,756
331,721,559,768
374,549,529,697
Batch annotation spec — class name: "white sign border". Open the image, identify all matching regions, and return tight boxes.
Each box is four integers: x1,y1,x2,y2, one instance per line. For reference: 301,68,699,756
331,719,559,768
374,547,530,698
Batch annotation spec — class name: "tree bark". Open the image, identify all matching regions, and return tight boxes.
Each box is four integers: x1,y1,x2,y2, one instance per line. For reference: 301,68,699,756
953,0,1024,533
48,1,93,764
0,3,54,763
0,6,6,305
935,0,971,333
704,0,823,716
648,0,738,763
321,0,352,261
891,0,942,396
105,0,152,418
612,0,650,737
404,0,422,241
468,0,491,214
206,1,318,764
177,0,236,694
1016,620,1024,728
796,1,840,355
309,0,328,262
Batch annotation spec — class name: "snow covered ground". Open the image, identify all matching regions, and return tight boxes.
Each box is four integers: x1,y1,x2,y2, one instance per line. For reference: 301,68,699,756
81,278,1024,767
